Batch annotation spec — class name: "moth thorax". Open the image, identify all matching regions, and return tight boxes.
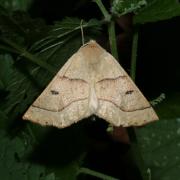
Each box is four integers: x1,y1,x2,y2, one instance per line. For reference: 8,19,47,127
88,86,98,114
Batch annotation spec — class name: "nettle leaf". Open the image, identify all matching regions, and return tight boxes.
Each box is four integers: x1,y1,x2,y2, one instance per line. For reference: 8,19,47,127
135,92,180,180
111,0,147,16
134,0,180,24
53,17,101,31
111,0,180,24
30,17,101,53
0,130,56,180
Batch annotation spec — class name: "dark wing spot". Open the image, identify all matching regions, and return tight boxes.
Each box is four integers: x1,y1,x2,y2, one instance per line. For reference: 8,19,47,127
51,90,59,95
125,90,134,95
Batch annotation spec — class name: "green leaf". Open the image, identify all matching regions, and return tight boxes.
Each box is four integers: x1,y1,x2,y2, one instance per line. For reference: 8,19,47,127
0,127,86,179
0,54,14,90
134,0,180,24
135,92,180,180
111,0,147,16
0,110,8,129
111,0,180,24
30,17,102,53
26,123,88,180
0,130,56,180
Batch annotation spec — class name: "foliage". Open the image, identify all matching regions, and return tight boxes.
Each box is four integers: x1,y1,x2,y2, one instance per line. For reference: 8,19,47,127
0,0,180,179
111,0,180,23
0,130,56,180
136,93,180,180
134,0,180,24
111,0,147,16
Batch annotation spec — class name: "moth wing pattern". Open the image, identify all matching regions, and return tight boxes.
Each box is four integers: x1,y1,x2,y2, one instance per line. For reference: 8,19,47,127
23,40,158,128
95,52,158,126
23,53,90,128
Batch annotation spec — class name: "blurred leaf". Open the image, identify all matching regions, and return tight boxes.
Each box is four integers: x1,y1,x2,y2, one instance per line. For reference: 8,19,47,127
0,0,33,11
134,0,180,24
0,7,49,46
0,54,14,90
0,110,8,129
111,0,147,16
0,130,56,180
156,92,180,119
0,80,4,89
0,126,86,179
135,92,180,180
25,123,88,180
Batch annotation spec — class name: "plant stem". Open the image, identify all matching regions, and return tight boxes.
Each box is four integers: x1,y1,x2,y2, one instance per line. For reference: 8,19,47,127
129,27,148,180
80,20,85,45
79,167,119,180
93,0,111,21
93,0,119,60
108,21,119,60
130,28,139,81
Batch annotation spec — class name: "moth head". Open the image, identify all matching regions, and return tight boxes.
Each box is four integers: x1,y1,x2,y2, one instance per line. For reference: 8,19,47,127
80,40,105,59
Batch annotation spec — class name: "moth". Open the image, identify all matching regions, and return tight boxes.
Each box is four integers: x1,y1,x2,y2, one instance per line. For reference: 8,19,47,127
23,40,158,128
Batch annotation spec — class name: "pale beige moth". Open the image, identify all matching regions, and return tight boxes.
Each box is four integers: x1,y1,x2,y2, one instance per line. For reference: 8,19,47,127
23,40,158,128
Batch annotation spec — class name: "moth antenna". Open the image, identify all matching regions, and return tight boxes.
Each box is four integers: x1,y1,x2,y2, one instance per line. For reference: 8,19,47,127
80,19,85,45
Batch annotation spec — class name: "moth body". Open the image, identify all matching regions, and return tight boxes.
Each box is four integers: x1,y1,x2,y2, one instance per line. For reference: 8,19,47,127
88,85,98,114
